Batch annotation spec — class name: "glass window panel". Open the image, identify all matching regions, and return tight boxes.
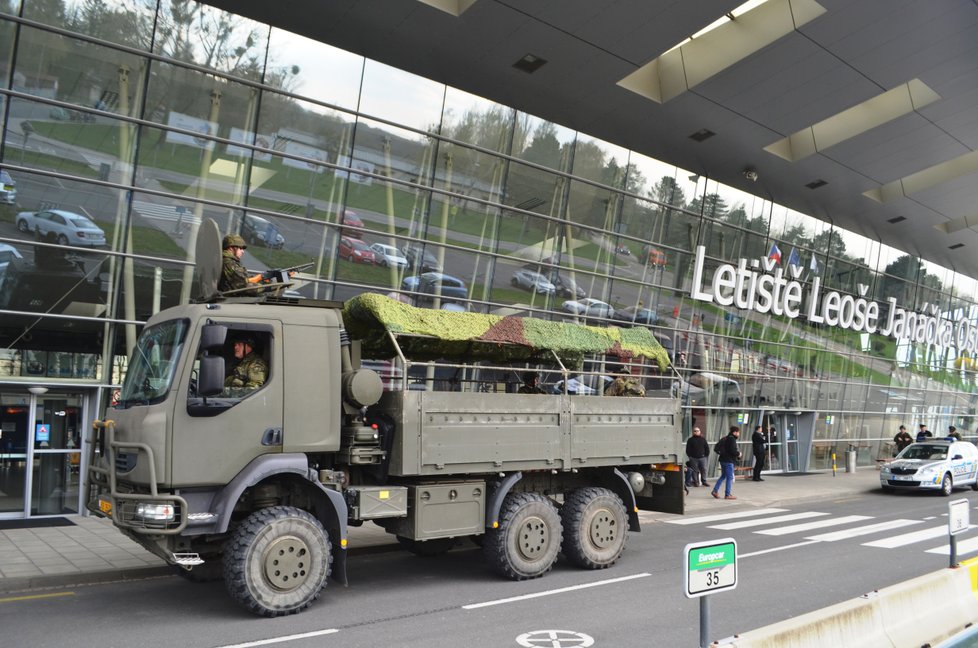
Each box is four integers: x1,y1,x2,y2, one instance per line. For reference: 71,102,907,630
266,28,363,112
13,26,147,120
153,3,268,79
571,133,628,186
359,60,444,133
43,0,156,50
1,1,21,16
512,113,574,172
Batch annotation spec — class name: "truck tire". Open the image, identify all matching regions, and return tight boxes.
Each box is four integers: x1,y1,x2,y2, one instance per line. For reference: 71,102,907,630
484,492,561,580
223,506,331,617
396,535,457,557
560,487,627,569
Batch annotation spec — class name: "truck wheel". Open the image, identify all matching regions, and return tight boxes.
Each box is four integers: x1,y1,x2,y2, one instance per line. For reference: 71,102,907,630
560,487,627,569
223,506,331,617
175,559,223,583
484,492,561,580
396,535,457,557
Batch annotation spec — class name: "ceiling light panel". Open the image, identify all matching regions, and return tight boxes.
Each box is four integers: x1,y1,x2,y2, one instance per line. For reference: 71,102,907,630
416,0,477,17
617,0,826,104
865,148,978,203
765,79,940,162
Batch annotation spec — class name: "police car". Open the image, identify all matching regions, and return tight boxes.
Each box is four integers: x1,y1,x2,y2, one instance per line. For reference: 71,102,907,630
880,440,978,496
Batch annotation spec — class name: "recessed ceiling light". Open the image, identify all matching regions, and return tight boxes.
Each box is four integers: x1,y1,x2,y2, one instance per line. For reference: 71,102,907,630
887,216,906,224
805,180,827,189
617,0,826,103
689,129,715,142
949,243,965,250
513,54,548,74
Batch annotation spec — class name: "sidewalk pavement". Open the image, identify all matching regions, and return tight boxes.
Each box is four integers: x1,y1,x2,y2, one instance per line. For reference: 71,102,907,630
0,468,882,595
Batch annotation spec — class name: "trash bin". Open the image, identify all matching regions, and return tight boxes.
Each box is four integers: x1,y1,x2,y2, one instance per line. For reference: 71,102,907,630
845,449,857,473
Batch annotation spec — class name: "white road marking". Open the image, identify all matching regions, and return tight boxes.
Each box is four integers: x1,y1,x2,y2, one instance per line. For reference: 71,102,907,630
925,535,978,555
755,515,873,536
462,573,650,610
665,508,788,525
212,628,339,648
739,540,820,558
806,519,922,542
709,512,827,530
862,524,961,548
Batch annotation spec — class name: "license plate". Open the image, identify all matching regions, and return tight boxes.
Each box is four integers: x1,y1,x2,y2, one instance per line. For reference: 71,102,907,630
892,474,914,481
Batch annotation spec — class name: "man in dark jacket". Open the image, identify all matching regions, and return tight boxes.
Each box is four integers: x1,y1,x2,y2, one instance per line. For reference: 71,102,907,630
685,427,710,487
711,426,742,500
893,425,913,455
751,425,767,482
916,423,932,443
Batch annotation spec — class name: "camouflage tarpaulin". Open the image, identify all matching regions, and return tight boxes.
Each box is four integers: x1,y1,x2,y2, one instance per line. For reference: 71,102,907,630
342,293,670,370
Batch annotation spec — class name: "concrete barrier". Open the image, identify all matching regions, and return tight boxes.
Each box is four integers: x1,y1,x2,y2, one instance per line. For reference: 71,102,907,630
716,559,978,648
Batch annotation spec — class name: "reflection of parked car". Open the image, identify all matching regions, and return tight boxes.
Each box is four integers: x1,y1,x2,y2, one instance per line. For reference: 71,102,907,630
401,275,420,292
562,298,614,319
241,214,285,249
642,245,667,266
49,106,95,122
614,244,631,256
511,269,555,295
401,245,442,273
369,243,408,268
16,209,106,247
880,440,978,495
614,306,657,326
338,236,376,264
0,242,23,275
0,169,17,205
550,273,586,299
417,272,467,301
341,209,364,235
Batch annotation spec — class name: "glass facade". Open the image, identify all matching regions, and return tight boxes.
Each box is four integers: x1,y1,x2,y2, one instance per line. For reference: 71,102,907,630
1,1,978,515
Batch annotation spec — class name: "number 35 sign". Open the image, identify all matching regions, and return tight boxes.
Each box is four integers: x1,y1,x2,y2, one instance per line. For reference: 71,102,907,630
684,538,738,598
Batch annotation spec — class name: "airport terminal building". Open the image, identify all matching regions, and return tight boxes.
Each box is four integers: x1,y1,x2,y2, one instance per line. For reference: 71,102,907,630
2,0,978,520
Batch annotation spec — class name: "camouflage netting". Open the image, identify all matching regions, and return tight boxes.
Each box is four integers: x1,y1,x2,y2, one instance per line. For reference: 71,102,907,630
342,293,670,370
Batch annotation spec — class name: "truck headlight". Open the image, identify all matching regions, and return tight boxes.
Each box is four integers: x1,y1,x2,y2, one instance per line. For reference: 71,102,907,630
135,502,176,522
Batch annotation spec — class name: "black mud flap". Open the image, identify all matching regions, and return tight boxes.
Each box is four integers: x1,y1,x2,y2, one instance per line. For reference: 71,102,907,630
635,467,685,515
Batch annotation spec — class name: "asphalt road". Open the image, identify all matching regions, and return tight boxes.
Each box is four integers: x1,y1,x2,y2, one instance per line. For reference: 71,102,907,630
2,487,974,648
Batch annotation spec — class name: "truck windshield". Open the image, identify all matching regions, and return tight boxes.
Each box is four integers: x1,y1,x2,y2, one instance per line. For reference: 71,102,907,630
117,319,189,408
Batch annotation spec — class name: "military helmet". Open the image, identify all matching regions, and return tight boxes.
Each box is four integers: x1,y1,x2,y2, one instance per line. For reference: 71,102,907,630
223,233,247,249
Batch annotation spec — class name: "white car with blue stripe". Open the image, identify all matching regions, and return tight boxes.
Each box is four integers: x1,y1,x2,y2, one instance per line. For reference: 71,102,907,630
880,440,978,496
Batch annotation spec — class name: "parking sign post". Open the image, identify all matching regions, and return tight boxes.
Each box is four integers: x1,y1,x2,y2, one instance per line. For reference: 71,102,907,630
948,498,969,568
685,538,738,648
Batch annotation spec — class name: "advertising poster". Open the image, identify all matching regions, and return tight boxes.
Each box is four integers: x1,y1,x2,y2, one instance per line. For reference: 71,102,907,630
226,127,273,162
165,111,217,151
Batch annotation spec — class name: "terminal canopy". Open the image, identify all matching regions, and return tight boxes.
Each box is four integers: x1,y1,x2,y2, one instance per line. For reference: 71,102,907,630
343,293,670,370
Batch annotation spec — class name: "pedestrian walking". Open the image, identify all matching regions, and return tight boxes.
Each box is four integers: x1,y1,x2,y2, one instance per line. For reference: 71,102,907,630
751,425,767,481
711,426,742,500
685,426,710,487
893,425,913,455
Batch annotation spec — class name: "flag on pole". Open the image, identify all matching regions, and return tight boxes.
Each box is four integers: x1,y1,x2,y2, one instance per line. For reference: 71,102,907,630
767,242,782,263
787,247,801,268
809,254,819,273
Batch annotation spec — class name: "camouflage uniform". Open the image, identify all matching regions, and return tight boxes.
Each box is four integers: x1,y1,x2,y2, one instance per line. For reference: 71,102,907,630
225,352,268,396
220,249,256,294
604,375,645,397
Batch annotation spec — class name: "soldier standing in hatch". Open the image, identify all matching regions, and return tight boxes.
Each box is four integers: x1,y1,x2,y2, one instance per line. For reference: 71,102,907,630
219,234,263,295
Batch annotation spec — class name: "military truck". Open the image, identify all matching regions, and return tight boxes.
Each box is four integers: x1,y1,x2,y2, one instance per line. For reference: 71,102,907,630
86,221,684,617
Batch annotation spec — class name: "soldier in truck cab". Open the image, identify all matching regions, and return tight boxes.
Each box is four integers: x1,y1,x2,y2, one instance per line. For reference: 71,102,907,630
224,335,267,396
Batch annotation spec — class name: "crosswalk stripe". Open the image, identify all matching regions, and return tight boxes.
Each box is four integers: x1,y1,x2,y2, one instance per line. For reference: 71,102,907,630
924,535,978,556
805,519,922,542
665,508,788,525
709,512,827,531
755,515,873,536
862,525,955,548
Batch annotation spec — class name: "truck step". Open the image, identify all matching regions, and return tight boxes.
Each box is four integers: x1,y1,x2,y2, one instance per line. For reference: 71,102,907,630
172,552,204,566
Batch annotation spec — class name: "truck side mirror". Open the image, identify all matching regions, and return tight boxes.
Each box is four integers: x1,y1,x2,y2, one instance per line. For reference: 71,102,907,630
200,323,228,353
199,355,225,397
